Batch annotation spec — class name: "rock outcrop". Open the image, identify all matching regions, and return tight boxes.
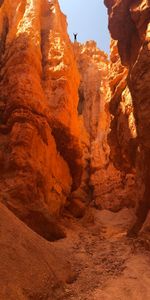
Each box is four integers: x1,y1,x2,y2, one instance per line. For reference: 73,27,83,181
105,0,150,234
0,0,83,235
0,202,71,299
109,40,137,173
1,0,150,298
72,41,110,206
73,41,136,211
0,0,141,231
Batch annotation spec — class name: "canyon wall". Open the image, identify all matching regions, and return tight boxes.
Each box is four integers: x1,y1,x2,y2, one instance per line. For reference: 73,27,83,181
72,41,110,207
0,0,140,232
0,0,136,231
0,0,84,235
105,0,150,233
109,40,137,173
0,0,148,297
74,41,136,211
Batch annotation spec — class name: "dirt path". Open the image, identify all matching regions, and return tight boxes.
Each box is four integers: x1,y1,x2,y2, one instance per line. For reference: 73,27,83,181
53,208,150,300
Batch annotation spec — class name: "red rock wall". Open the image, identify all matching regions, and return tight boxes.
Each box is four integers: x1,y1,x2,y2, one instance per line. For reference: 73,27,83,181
73,41,136,211
0,0,140,231
109,40,137,173
105,0,150,233
0,0,83,230
72,41,110,205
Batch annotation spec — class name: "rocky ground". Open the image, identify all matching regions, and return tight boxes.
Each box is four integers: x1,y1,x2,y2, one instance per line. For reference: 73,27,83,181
1,201,150,300
52,207,150,300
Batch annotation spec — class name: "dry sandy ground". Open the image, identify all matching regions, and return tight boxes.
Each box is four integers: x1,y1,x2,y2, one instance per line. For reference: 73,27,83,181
1,203,150,299
54,207,150,300
0,203,71,300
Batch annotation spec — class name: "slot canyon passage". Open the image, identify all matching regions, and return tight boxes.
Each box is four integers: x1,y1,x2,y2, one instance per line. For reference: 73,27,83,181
0,0,150,299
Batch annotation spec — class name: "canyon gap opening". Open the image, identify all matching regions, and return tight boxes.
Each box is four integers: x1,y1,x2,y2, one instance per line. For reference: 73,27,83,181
59,0,110,53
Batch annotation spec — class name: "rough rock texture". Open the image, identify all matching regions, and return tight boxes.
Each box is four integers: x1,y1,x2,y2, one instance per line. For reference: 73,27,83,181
72,41,110,205
0,0,138,228
41,0,83,191
0,0,83,232
105,0,150,233
1,0,150,298
0,202,72,300
109,40,137,173
73,41,136,211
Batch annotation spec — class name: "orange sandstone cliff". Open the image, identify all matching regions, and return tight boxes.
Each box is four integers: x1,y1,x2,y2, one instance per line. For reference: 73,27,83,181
0,0,83,234
105,0,150,234
73,41,136,211
0,0,147,298
0,0,84,296
0,0,135,228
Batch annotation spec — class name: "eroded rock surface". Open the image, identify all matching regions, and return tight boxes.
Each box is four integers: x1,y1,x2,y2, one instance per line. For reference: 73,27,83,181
0,202,72,299
0,0,149,299
105,0,150,234
73,41,136,211
73,41,110,206
0,0,83,232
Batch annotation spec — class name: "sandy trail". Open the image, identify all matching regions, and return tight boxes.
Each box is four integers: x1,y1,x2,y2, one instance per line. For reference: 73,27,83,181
54,208,150,300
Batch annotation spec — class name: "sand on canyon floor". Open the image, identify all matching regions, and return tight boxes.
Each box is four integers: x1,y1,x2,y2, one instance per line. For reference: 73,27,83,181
54,207,150,300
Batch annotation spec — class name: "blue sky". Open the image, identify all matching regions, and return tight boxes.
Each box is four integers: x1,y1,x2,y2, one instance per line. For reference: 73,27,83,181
59,0,110,53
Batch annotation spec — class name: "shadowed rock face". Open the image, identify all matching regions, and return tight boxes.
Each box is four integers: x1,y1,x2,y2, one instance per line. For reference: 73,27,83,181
104,0,143,66
105,0,150,233
0,203,71,299
0,0,83,233
0,0,4,7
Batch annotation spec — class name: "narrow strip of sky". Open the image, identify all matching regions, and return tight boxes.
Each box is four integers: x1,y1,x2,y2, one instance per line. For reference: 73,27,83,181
59,0,110,53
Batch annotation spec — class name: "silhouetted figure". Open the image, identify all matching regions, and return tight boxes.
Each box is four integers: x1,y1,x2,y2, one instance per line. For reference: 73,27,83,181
73,33,78,42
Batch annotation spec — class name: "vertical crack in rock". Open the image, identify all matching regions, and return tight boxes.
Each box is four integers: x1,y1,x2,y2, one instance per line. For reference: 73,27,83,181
78,89,85,115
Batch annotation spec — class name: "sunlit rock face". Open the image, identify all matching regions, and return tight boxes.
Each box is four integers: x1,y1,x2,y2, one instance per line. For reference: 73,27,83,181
0,0,141,230
0,0,83,229
73,41,136,211
105,0,150,231
73,41,110,206
109,40,137,173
